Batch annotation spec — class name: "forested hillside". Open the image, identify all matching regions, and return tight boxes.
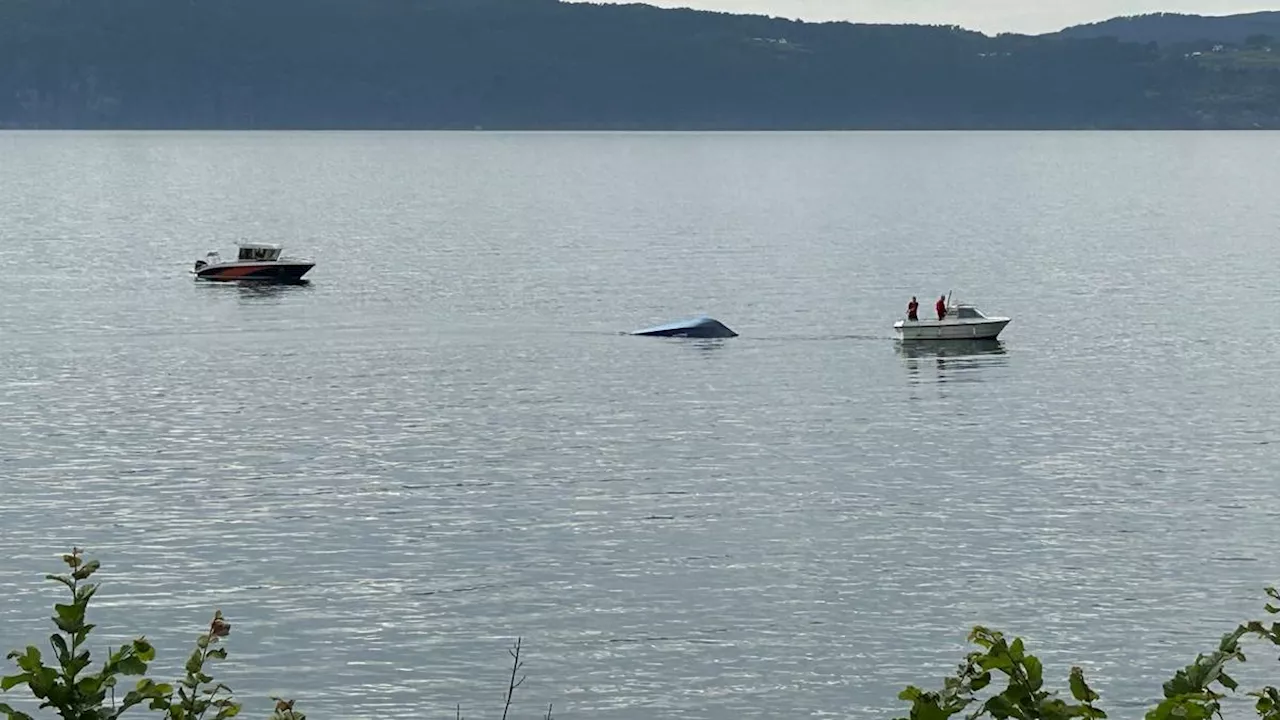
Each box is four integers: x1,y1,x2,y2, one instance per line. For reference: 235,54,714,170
0,0,1277,129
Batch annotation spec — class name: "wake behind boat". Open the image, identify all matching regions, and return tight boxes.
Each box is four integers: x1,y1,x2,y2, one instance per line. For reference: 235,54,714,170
192,242,315,283
894,294,1011,341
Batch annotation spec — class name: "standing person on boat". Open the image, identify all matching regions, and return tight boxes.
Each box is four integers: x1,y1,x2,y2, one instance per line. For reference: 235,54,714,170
936,295,947,320
907,296,919,321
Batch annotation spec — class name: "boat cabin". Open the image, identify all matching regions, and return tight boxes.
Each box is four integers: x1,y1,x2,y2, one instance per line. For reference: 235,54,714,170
950,305,988,320
237,243,283,262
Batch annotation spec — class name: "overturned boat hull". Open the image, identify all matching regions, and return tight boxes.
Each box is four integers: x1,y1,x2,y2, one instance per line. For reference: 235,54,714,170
631,315,738,339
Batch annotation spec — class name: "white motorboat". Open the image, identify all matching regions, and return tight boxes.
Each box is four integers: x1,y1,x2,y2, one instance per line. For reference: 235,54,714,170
894,295,1011,341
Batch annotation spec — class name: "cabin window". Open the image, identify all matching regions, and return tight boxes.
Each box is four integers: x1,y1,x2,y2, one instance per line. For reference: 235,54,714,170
238,247,279,261
957,307,984,319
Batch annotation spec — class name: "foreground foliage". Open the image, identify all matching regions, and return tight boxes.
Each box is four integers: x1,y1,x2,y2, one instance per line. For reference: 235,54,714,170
0,548,303,720
896,586,1280,720
0,549,547,720
11,548,1280,720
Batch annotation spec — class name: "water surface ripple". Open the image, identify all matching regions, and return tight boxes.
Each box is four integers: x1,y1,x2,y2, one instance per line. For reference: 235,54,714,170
1,131,1279,719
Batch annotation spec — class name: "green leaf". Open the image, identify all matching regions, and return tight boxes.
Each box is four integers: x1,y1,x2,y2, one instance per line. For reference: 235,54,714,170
76,673,103,693
1036,698,1071,719
1009,638,1025,663
13,647,42,673
28,667,57,698
1218,671,1238,691
122,678,176,714
116,655,148,676
73,584,98,604
0,674,30,691
133,638,156,662
48,635,69,666
968,634,996,652
149,682,175,696
971,672,992,692
898,686,923,701
1163,668,1196,697
1144,698,1171,720
71,559,100,581
0,701,36,720
52,603,85,634
184,649,204,675
1023,655,1043,690
985,694,1021,720
67,650,92,678
915,701,955,720
73,625,96,647
1070,667,1099,703
43,574,75,591
979,654,1014,673
1218,627,1247,652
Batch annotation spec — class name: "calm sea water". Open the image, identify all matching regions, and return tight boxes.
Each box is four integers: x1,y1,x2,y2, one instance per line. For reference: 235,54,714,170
1,131,1279,719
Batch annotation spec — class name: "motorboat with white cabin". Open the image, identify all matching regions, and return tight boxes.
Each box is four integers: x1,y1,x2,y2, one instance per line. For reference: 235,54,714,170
894,294,1011,341
192,242,315,283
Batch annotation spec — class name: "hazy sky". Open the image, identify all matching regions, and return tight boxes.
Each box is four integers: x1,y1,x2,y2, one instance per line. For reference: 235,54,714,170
592,1,1278,35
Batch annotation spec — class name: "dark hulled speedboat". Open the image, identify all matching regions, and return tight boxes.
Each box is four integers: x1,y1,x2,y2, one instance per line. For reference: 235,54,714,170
192,243,315,283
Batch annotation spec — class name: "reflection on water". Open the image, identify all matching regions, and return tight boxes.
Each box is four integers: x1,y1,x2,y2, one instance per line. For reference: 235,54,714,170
685,338,732,356
896,338,1007,358
632,335,734,358
898,338,1008,384
195,279,315,302
7,131,1280,720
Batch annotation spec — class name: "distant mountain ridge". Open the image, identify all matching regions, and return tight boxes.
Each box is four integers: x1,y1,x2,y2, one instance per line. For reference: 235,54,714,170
0,0,1277,130
1054,11,1280,45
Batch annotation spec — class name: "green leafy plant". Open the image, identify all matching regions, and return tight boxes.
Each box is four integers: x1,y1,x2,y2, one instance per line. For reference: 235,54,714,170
899,584,1280,720
156,609,241,720
895,626,1105,720
0,548,302,720
1,549,559,720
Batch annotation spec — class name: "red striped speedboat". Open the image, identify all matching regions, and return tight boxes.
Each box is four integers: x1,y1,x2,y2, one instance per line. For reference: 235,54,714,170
192,242,315,283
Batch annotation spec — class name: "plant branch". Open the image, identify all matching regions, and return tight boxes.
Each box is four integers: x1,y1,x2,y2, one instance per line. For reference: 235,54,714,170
501,637,526,720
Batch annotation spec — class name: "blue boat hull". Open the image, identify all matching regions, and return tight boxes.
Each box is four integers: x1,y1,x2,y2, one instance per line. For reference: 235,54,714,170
631,316,738,339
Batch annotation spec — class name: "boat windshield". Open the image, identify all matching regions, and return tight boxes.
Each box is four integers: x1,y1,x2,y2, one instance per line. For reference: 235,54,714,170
955,307,986,319
238,246,282,261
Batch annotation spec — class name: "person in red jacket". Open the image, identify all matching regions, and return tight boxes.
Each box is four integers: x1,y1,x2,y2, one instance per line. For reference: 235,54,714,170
907,296,919,321
936,295,947,320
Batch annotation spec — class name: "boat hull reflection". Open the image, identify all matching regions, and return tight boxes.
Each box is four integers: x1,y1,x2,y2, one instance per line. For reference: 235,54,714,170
898,338,1007,385
895,337,1006,359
